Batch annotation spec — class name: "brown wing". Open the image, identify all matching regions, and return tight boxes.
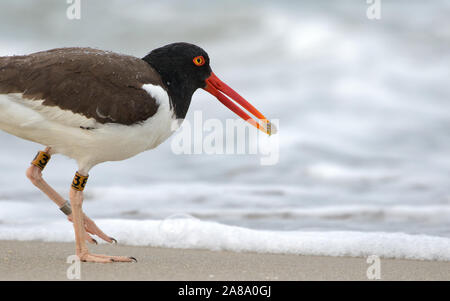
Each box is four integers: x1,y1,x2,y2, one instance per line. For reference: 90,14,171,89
0,47,165,125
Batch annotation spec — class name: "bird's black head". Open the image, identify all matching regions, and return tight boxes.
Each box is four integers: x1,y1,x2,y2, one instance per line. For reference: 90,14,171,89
143,42,212,118
143,42,276,135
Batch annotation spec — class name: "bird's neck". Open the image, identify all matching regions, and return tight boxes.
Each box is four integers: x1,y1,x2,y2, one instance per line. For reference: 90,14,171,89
142,59,194,120
163,78,194,120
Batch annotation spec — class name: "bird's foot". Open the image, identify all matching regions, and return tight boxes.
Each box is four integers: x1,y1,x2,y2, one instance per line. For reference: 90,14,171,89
78,253,137,263
68,213,117,244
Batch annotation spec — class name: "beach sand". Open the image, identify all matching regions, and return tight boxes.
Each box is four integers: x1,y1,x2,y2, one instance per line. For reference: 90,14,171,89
0,240,449,281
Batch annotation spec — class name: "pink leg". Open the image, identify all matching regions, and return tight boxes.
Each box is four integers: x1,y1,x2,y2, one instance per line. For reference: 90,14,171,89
26,148,115,244
70,186,136,263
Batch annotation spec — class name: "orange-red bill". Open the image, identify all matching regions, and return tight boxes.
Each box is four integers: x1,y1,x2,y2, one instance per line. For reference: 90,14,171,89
203,72,276,136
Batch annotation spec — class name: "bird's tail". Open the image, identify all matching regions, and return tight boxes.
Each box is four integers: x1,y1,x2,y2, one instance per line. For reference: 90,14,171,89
0,55,6,70
0,56,7,93
0,56,15,99
0,57,6,114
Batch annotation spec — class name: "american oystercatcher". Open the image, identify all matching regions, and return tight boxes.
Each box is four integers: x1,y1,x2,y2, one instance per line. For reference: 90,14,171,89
0,43,275,263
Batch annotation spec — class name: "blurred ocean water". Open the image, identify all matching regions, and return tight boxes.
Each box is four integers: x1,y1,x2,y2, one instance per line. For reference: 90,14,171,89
0,0,449,253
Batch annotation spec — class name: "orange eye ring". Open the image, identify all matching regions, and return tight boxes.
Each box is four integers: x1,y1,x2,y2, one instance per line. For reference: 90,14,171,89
193,56,205,66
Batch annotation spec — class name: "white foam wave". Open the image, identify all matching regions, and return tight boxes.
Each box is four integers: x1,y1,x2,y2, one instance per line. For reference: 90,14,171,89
0,218,449,261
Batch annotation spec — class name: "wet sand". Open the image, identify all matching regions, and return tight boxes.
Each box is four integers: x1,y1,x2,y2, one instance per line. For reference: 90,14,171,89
0,240,449,281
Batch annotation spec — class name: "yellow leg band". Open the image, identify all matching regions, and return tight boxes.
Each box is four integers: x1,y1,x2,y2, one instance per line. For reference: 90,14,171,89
71,171,89,191
31,151,51,170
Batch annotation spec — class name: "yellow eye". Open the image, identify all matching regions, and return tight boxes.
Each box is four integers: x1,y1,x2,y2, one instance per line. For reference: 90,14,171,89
193,56,205,66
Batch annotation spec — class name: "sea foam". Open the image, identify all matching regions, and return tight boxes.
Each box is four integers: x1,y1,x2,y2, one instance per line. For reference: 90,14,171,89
1,217,449,261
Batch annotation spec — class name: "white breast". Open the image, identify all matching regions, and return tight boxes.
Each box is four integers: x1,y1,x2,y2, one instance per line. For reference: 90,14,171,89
0,84,179,172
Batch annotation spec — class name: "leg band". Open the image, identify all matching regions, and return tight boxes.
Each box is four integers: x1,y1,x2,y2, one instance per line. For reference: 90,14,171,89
59,200,72,216
31,151,51,170
71,171,89,191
